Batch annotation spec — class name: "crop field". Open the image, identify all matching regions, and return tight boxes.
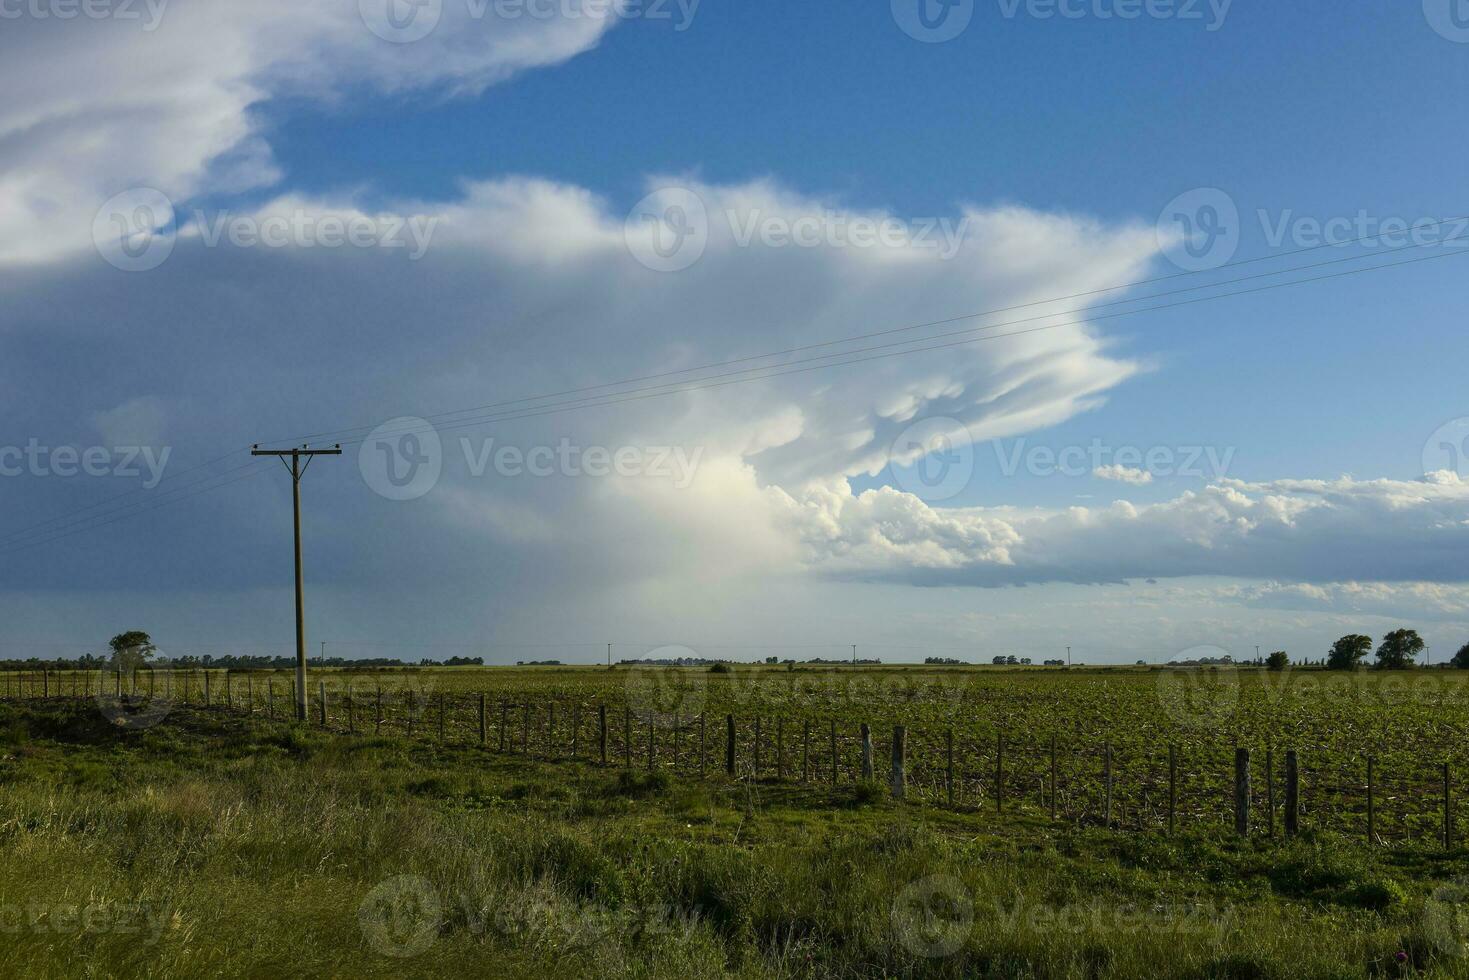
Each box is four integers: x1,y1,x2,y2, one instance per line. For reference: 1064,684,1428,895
9,663,1469,844
4,664,1469,978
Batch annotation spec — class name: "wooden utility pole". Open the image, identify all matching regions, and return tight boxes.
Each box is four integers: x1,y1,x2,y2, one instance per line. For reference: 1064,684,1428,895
251,443,341,722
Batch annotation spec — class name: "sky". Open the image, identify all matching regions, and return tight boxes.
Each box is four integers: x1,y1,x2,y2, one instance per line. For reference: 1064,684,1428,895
3,0,1469,665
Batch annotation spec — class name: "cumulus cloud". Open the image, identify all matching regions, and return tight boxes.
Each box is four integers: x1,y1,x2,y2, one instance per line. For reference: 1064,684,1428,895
0,1,617,267
1093,463,1153,485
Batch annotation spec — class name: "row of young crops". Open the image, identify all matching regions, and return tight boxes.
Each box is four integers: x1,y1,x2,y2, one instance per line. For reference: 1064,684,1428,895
6,664,1468,844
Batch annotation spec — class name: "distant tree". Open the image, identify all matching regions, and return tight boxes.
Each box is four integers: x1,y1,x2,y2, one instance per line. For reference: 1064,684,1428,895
1375,629,1425,670
1327,635,1372,671
108,630,155,671
1266,651,1289,671
992,656,1006,666
1453,643,1469,670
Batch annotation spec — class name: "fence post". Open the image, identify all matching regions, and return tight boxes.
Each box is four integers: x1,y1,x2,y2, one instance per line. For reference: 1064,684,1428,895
624,707,631,768
803,721,811,783
1168,744,1177,834
754,718,762,777
891,725,906,799
268,679,275,719
599,704,608,764
946,729,954,806
479,695,487,745
1234,747,1250,836
1051,736,1059,821
830,720,837,785
1103,742,1113,826
995,733,1004,814
700,713,707,777
1265,748,1274,837
375,687,383,734
1445,762,1453,850
1366,756,1375,845
1284,750,1299,837
777,718,785,781
318,681,327,727
347,686,355,734
647,711,654,772
225,672,232,709
500,702,508,751
572,705,580,758
860,723,874,781
725,714,736,776
204,671,210,707
522,702,530,756
43,670,48,699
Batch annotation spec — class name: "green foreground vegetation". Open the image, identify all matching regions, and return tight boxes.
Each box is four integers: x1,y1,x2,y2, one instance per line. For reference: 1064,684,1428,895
3,693,1469,979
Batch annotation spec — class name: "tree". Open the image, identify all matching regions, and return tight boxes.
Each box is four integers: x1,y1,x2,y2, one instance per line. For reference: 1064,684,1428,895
1453,643,1469,670
1375,629,1425,670
1326,635,1372,671
1266,651,1289,671
108,630,155,671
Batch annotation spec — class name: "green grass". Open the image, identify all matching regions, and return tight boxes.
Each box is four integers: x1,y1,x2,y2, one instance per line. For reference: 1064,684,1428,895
2,700,1469,978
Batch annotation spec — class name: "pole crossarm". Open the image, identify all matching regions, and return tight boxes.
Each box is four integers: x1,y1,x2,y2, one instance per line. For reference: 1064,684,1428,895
251,443,341,722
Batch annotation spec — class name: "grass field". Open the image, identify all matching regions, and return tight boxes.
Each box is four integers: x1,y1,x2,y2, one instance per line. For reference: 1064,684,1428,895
3,665,1469,977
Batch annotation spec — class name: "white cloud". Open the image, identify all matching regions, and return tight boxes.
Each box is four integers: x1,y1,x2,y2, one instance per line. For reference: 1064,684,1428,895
1093,463,1153,485
0,2,617,267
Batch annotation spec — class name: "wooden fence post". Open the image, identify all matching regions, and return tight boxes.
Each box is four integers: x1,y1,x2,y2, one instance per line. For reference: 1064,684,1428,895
500,702,508,751
624,707,631,768
1284,750,1299,837
598,704,607,764
830,720,838,785
754,718,762,777
946,729,954,806
802,721,811,782
522,702,530,755
647,711,655,772
777,718,785,781
1051,736,1059,821
347,686,355,734
478,695,487,745
1103,742,1113,826
225,672,232,709
375,687,383,734
268,679,275,719
1234,747,1250,836
860,723,874,781
1168,744,1177,834
572,705,580,757
891,725,906,799
1265,748,1274,837
1366,756,1375,845
318,681,327,727
995,733,1004,814
1444,762,1453,850
725,714,736,776
203,671,210,707
700,713,707,777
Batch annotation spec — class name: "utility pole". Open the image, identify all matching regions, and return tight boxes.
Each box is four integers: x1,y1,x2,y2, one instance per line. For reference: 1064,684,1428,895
252,443,342,722
851,644,857,665
607,642,612,667
1255,644,1261,665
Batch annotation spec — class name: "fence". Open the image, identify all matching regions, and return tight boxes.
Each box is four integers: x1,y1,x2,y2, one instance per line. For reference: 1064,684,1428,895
0,668,1457,848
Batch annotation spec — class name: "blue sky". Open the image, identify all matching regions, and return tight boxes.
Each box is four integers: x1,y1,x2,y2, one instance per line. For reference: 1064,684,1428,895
3,0,1469,663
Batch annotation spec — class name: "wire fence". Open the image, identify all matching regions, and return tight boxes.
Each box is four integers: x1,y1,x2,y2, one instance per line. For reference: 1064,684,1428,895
1,668,1459,848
